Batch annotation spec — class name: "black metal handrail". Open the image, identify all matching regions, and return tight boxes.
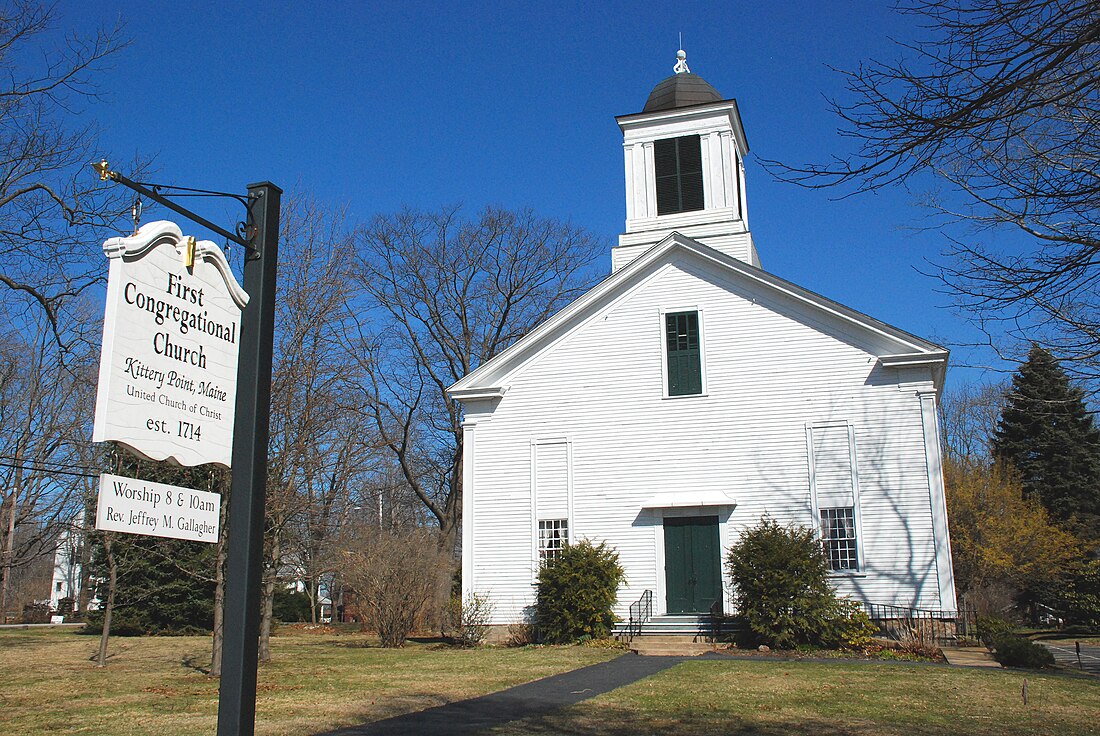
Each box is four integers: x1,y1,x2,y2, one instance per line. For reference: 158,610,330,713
708,598,726,642
627,589,653,638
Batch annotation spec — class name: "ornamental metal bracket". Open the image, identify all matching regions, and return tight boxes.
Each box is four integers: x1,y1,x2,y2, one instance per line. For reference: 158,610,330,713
92,160,260,256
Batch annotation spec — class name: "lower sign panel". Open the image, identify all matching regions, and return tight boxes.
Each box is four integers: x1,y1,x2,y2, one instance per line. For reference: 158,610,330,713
96,473,221,543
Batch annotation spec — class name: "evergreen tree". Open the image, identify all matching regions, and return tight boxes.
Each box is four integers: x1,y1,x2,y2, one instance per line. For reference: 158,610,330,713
86,534,216,635
85,447,225,635
992,346,1100,542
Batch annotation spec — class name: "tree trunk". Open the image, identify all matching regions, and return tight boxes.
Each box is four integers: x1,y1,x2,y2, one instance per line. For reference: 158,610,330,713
258,533,280,662
210,490,229,677
258,574,275,661
0,457,23,622
77,503,94,617
96,535,117,667
308,576,318,624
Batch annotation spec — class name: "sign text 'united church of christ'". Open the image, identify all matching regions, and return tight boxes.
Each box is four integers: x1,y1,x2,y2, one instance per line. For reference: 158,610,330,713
93,221,248,468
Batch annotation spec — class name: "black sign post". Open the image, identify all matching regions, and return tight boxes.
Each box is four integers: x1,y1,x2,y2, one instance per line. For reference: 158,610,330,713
217,182,280,735
92,164,281,735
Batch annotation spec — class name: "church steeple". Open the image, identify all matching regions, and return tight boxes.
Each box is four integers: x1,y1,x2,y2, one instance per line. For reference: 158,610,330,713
613,50,758,271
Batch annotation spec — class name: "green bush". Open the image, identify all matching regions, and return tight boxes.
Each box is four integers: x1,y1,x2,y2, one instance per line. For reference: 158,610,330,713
273,589,314,623
991,634,1055,668
1060,560,1100,627
536,540,625,644
822,599,878,649
976,615,1016,647
726,517,871,650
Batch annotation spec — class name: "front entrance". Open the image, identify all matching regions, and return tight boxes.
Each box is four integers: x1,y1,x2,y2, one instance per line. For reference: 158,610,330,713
663,515,722,614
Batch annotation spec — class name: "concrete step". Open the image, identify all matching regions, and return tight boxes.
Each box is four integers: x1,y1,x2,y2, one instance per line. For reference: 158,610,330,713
631,634,709,644
616,615,739,638
629,637,717,656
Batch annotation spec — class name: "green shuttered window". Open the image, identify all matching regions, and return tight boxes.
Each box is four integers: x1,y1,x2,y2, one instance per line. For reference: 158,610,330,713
655,135,704,215
665,311,702,396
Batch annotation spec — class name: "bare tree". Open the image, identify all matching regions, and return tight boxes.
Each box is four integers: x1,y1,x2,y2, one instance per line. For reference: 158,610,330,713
0,313,97,620
0,2,137,344
940,380,1007,464
765,0,1100,379
258,194,376,659
347,206,602,551
336,524,451,647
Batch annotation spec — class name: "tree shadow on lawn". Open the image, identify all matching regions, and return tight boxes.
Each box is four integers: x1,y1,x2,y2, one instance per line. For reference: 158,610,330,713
319,636,451,649
323,700,894,736
313,654,685,736
497,707,891,736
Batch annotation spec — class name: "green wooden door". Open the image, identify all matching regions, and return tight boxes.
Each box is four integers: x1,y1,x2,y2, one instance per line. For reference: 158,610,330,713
664,515,722,614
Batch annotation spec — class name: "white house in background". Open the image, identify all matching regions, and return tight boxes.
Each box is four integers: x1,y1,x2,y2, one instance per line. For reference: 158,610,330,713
448,52,957,629
49,521,85,614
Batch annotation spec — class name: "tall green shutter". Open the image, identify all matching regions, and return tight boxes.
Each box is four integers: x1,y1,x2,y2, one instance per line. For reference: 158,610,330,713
666,311,702,396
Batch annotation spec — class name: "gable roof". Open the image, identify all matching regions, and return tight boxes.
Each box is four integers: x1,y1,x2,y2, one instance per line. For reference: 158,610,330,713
448,233,947,401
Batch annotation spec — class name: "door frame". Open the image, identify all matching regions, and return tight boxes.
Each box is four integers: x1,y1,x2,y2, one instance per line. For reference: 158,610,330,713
654,506,732,616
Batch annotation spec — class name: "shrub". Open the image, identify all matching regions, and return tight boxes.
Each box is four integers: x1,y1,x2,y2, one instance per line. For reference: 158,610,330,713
891,627,944,660
273,589,314,623
21,603,50,624
337,526,452,647
1060,560,1100,627
55,597,75,617
822,599,878,650
726,516,869,650
991,635,1055,668
505,622,536,647
443,592,494,647
976,615,1016,647
536,540,625,644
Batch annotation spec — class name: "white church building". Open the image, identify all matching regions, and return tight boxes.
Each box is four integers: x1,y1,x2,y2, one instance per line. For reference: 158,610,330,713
448,53,957,629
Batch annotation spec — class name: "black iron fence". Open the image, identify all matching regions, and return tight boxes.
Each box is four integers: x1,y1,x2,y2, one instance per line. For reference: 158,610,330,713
864,603,977,644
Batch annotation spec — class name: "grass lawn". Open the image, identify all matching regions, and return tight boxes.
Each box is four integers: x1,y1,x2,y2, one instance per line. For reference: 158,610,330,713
491,659,1100,736
0,627,618,735
4,628,1100,736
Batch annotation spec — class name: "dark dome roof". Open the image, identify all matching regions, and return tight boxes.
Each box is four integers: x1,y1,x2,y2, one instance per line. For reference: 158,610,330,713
643,73,723,112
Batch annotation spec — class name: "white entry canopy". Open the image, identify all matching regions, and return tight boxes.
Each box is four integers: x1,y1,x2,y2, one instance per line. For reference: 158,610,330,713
640,490,736,509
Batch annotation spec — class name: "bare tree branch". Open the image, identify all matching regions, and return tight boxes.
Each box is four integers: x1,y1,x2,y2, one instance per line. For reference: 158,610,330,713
764,0,1100,380
346,206,603,549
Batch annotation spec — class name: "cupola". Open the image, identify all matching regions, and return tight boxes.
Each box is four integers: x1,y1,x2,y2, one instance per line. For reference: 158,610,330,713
613,50,758,271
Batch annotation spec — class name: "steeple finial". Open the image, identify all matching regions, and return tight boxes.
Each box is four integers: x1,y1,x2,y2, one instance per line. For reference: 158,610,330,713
673,48,690,74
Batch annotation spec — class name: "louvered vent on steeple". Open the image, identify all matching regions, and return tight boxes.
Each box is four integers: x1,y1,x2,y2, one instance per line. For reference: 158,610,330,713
655,135,704,215
614,49,759,272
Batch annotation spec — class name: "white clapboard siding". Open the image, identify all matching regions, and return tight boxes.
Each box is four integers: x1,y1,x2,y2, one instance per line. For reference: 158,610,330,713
465,254,950,623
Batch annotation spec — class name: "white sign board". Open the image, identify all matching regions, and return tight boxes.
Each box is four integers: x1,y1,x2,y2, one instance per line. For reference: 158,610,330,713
96,473,220,543
92,221,248,468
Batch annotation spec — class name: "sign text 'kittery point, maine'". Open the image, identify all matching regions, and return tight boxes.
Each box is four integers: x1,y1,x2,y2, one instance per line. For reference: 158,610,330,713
92,221,248,468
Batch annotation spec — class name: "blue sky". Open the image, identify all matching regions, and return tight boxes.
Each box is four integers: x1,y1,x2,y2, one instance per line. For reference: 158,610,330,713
58,1,1008,387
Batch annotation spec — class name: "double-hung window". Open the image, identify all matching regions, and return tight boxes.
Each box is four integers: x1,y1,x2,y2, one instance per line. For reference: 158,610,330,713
820,507,858,571
655,135,704,215
538,519,568,562
665,311,702,396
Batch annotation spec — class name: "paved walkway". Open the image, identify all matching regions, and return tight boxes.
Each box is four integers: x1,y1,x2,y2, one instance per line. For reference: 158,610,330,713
940,646,1000,668
316,653,694,736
